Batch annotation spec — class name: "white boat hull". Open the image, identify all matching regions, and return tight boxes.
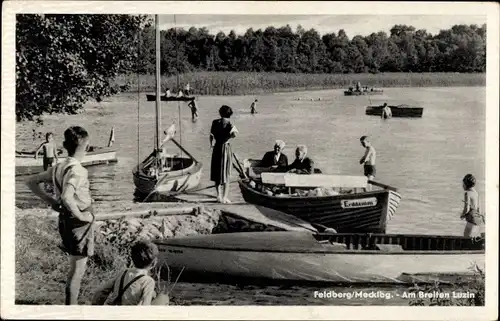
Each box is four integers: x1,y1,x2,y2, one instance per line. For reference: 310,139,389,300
15,148,117,176
156,232,485,284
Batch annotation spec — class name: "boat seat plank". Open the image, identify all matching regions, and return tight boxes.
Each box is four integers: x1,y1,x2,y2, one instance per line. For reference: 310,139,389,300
261,173,369,188
261,173,287,185
284,174,368,188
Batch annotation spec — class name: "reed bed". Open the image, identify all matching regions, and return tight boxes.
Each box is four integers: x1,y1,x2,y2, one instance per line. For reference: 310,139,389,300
115,72,485,96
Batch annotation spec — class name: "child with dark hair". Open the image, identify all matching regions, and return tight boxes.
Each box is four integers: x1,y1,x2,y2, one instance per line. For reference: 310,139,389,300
210,105,238,203
359,136,376,190
460,174,483,237
92,240,161,305
27,126,95,305
35,132,58,170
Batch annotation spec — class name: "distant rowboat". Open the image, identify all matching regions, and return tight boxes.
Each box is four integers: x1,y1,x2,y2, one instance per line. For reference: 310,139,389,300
344,89,384,96
366,104,424,118
145,94,195,102
155,231,485,285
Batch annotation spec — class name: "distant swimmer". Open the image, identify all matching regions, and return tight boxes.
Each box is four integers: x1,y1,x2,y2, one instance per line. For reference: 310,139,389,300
187,99,199,122
381,103,392,119
359,136,376,191
250,99,258,115
35,132,59,171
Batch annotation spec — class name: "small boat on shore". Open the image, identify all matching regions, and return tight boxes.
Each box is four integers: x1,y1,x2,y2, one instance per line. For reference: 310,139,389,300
15,128,118,176
145,94,195,102
133,16,202,201
366,104,424,118
237,160,401,233
344,88,384,96
155,231,484,285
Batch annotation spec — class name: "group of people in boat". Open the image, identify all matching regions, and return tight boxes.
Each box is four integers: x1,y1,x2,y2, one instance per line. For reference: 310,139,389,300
348,81,374,93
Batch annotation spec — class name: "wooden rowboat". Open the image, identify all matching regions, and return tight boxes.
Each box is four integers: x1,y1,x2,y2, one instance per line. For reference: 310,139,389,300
344,89,384,96
366,104,424,118
155,231,485,285
237,160,401,233
145,94,195,102
15,128,117,176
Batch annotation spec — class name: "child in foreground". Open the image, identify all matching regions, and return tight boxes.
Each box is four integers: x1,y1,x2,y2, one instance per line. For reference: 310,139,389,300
92,240,167,305
460,174,484,237
359,136,376,191
27,126,95,305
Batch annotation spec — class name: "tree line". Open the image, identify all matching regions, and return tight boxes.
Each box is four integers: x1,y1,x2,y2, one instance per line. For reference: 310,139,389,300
16,14,486,122
137,23,486,75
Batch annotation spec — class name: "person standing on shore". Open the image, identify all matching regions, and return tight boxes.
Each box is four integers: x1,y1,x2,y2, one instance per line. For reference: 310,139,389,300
250,99,258,115
35,132,59,171
27,126,96,305
460,174,484,237
210,105,238,203
359,136,376,190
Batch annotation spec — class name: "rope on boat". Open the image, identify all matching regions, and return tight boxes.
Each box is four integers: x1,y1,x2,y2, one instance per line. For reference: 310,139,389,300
136,27,141,165
173,14,185,174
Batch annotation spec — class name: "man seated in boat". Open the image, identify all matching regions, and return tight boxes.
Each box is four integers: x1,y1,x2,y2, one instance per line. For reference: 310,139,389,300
165,87,172,97
287,145,314,174
260,140,289,172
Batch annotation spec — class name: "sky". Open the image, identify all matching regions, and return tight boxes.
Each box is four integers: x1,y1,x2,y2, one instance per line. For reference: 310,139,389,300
159,15,486,37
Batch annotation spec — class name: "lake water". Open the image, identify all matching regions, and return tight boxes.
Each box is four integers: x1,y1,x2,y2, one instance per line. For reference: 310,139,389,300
15,86,486,305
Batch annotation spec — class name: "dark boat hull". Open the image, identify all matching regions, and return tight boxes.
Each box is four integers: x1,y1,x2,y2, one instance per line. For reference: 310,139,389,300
146,94,195,102
238,179,401,233
366,105,424,118
344,90,384,96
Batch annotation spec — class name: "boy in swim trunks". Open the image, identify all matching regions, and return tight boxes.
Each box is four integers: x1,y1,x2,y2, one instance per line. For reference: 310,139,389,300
27,126,95,305
93,240,163,305
359,136,376,191
35,132,58,170
460,174,483,237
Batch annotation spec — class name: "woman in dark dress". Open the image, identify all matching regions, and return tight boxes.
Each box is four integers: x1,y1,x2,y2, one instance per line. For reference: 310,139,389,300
210,105,238,203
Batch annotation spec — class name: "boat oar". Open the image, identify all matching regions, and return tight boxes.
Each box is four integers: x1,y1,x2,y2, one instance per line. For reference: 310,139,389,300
170,138,199,163
368,180,398,192
232,152,248,179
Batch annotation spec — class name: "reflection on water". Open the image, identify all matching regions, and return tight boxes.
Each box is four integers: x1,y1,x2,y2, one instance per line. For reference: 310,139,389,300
15,86,486,305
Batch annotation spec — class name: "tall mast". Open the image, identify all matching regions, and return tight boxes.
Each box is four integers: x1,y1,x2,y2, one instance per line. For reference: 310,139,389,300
155,14,161,151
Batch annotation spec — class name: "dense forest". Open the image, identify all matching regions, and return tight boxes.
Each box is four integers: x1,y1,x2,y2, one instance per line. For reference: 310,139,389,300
137,23,487,75
15,14,486,121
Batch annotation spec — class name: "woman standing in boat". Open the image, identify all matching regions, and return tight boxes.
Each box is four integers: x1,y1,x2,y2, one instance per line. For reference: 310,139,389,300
210,105,238,203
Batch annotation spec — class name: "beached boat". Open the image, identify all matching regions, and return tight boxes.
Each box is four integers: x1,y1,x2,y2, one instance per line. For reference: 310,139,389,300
155,231,484,285
236,160,401,233
344,89,384,96
132,15,202,201
366,104,424,118
145,94,195,102
15,128,117,176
